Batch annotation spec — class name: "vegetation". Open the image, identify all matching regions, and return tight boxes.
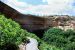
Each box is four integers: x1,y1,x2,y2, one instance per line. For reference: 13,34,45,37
0,14,28,50
0,14,41,50
43,28,75,50
39,41,63,50
0,14,75,50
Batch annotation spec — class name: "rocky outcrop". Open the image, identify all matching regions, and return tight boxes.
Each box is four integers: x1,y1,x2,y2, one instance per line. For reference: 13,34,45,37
0,1,52,32
0,1,75,32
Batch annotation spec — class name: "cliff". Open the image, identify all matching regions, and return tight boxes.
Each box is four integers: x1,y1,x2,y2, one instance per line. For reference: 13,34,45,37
0,1,75,32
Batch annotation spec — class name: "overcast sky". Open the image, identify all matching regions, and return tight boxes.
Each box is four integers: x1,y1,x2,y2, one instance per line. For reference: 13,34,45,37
1,0,75,16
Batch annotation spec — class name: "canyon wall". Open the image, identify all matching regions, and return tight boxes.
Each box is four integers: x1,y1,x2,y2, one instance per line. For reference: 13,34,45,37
0,1,52,32
0,1,75,32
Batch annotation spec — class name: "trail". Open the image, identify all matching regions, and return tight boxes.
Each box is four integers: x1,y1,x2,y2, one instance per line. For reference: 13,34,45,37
19,37,39,50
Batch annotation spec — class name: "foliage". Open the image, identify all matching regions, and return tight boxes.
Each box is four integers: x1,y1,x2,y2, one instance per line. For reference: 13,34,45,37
43,28,75,49
1,43,19,50
0,15,28,48
64,42,75,50
26,32,41,43
1,14,75,50
0,14,42,50
39,42,63,50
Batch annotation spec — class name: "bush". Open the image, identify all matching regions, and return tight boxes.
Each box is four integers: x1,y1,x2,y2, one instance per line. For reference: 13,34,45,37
0,15,28,49
1,43,19,50
0,14,42,50
64,42,75,50
43,28,75,49
26,32,41,43
39,42,62,50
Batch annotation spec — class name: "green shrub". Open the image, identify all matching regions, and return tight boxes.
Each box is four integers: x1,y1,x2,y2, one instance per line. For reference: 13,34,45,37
0,14,42,50
0,15,27,47
64,42,75,50
39,42,62,50
43,28,75,49
26,32,41,43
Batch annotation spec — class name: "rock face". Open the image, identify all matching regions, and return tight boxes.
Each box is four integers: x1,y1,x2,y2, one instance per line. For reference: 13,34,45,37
0,1,75,32
0,1,53,32
19,37,39,50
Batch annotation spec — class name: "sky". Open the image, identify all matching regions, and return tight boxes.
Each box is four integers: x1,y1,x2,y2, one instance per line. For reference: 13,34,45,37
1,0,75,16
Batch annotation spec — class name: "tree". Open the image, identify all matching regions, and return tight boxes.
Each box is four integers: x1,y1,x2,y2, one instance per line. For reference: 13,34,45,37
0,14,28,50
43,28,75,49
